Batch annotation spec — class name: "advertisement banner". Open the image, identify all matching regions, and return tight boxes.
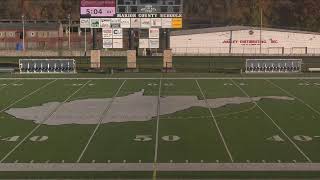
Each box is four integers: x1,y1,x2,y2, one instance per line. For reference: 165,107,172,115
111,18,121,28
113,39,123,48
151,18,162,27
149,39,160,48
100,18,111,28
90,18,101,28
139,39,149,48
120,18,131,28
80,18,90,28
103,39,113,48
112,28,123,39
172,18,183,28
149,28,159,39
140,18,151,29
161,18,172,28
102,28,113,38
131,18,141,28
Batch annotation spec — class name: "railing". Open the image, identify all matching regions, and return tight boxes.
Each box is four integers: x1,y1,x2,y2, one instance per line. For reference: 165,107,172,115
172,47,320,56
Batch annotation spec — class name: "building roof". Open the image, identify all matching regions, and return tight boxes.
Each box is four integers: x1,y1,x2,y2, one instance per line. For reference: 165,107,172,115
0,22,60,31
170,25,320,36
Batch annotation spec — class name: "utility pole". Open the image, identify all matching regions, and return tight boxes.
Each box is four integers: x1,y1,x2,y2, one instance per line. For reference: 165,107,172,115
260,0,263,54
22,14,25,51
84,28,87,54
68,14,71,50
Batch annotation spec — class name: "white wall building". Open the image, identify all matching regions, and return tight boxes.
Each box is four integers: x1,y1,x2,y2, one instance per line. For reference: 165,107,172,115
170,26,320,56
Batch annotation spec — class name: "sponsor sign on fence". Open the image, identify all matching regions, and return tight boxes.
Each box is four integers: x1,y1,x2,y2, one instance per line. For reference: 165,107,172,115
103,39,113,48
80,18,91,28
149,28,160,39
102,28,113,38
112,28,123,39
90,18,101,28
113,39,123,48
100,18,112,28
149,39,160,48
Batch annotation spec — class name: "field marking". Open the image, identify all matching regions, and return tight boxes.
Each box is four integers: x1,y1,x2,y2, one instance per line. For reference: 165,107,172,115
0,80,91,163
0,80,21,91
230,79,312,163
2,163,320,171
153,79,162,180
267,79,320,117
0,80,57,113
195,80,234,163
1,77,320,80
76,80,127,163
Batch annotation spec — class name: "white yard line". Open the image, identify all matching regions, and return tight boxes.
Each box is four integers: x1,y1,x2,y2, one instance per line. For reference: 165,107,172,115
195,80,234,163
1,77,320,80
230,79,312,163
0,80,57,113
153,79,162,179
76,80,127,163
0,80,91,163
266,79,320,117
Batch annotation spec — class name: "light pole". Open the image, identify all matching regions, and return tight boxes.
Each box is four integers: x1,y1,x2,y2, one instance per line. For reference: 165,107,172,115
68,14,71,50
259,0,263,54
22,14,25,51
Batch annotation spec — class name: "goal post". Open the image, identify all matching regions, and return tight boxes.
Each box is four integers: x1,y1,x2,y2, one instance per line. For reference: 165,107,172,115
19,59,76,74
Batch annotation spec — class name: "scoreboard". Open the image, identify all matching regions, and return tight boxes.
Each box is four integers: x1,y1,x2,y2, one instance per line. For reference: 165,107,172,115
81,0,182,17
80,0,183,49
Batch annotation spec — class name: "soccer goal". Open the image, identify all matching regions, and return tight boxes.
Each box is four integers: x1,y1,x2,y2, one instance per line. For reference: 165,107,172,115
19,59,76,74
246,59,302,73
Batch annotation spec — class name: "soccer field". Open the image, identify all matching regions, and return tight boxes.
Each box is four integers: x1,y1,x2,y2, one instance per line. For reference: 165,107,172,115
0,77,320,179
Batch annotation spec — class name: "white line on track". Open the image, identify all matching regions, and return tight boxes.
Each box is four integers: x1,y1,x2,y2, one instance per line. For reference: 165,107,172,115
0,80,91,163
76,80,127,163
230,79,312,163
195,80,234,163
153,79,162,179
1,77,320,80
266,79,320,117
0,80,57,113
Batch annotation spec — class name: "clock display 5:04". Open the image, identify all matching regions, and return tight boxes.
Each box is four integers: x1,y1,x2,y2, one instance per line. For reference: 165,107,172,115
86,8,103,15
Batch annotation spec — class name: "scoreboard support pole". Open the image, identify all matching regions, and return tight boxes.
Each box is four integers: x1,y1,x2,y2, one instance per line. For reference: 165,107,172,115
162,29,174,72
127,28,137,72
91,29,100,69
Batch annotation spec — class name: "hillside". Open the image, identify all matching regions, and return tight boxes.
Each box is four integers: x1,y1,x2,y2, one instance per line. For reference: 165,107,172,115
0,0,320,31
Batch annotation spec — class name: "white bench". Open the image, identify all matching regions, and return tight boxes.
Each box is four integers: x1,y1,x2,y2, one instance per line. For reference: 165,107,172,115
308,68,320,72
